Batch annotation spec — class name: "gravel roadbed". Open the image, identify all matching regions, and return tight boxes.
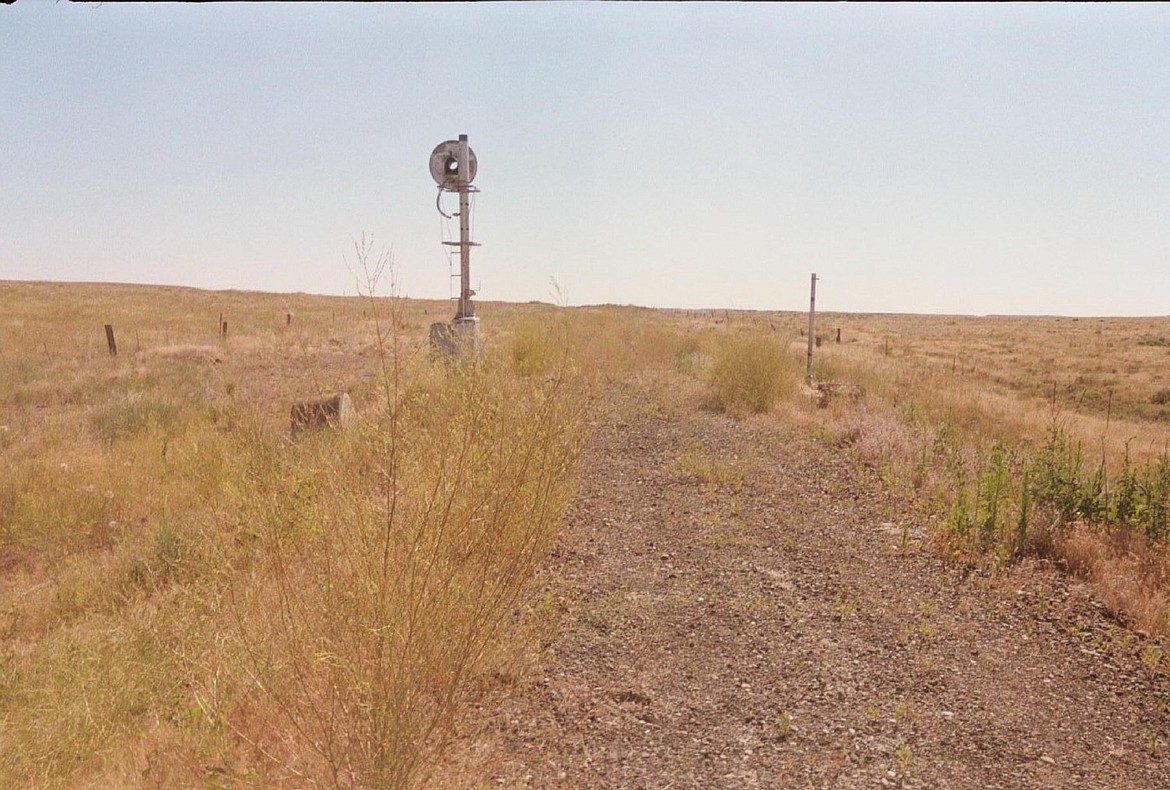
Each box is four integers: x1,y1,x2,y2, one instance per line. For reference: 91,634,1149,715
443,382,1170,788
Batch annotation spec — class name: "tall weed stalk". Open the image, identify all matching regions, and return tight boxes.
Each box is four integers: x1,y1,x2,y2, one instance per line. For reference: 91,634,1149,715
224,241,585,786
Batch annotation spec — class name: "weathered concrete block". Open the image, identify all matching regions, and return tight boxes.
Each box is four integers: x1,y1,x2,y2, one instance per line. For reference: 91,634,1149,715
290,392,355,435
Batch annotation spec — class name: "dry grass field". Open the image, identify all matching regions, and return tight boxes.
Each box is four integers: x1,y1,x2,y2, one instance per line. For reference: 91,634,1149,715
815,311,1170,454
2,279,1170,786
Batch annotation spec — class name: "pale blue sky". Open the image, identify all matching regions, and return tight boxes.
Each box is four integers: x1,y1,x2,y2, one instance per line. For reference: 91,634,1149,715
2,2,1168,315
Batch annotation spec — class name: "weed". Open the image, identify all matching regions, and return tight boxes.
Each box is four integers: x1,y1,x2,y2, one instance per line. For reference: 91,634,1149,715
668,440,747,492
219,249,586,786
778,711,793,739
707,333,796,416
510,319,565,378
91,395,181,443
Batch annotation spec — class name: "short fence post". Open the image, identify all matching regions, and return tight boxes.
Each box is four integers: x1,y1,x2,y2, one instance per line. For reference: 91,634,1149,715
104,324,117,356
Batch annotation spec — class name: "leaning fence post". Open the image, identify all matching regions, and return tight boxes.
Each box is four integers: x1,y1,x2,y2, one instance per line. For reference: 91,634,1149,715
104,324,117,356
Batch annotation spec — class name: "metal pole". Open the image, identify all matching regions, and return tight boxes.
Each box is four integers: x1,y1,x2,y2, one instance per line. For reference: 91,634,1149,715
806,273,817,383
457,134,473,319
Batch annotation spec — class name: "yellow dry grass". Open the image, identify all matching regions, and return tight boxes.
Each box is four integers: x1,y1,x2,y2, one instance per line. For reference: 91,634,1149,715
812,312,1170,463
0,281,740,787
0,280,593,787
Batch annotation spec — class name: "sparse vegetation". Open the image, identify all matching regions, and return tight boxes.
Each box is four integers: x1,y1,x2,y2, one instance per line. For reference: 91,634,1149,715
895,742,913,771
809,314,1170,635
6,282,1170,783
778,711,793,738
667,438,749,492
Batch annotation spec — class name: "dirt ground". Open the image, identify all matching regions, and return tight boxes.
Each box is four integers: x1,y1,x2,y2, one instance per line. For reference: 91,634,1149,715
443,379,1170,789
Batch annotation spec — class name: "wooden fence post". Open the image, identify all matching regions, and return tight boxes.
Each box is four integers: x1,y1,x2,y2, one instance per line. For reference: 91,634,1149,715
104,324,117,356
805,273,817,383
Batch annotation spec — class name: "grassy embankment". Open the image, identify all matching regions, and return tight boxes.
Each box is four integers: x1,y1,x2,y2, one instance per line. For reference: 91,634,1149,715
806,312,1170,635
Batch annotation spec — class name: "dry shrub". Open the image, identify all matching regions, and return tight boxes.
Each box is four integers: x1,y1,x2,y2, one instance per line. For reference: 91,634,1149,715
708,333,796,416
555,308,707,382
833,405,922,466
221,346,585,787
1056,524,1170,635
509,319,563,378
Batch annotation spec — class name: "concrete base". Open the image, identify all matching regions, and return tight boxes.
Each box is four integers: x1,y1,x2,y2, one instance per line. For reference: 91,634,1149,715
290,392,356,436
453,316,481,360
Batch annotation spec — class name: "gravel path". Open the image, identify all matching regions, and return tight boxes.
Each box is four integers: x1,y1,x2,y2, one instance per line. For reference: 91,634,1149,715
446,382,1170,788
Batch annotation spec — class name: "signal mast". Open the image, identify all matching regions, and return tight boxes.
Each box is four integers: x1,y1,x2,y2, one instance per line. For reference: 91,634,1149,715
429,135,480,356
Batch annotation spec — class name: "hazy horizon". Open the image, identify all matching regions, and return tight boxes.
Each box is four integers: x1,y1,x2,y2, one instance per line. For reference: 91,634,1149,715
8,276,1168,322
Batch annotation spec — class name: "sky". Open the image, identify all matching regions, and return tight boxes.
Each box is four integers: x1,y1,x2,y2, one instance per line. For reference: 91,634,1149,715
1,2,1168,316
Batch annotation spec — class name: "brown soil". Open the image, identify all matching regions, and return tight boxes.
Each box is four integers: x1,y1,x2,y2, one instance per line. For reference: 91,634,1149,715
444,380,1170,788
